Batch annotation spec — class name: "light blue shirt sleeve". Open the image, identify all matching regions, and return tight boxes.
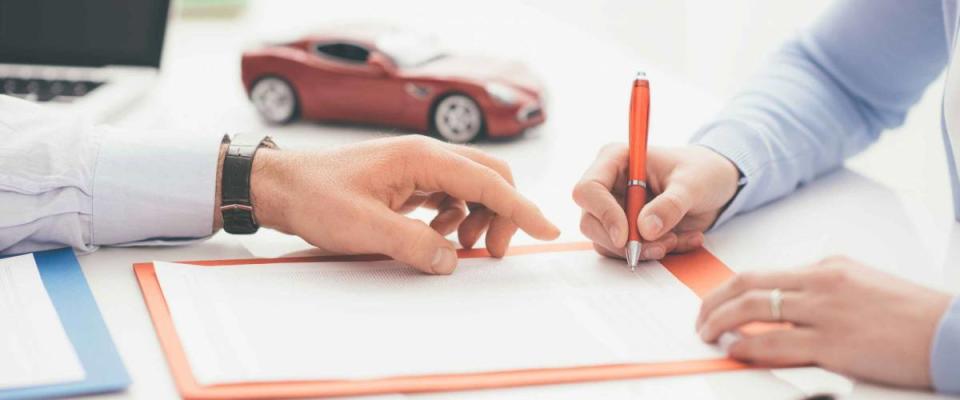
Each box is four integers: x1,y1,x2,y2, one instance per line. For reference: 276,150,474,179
933,296,960,393
687,0,960,392
691,0,948,226
0,95,222,255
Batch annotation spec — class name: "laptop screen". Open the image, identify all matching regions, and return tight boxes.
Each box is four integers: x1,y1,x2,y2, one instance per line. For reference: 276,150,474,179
0,0,170,67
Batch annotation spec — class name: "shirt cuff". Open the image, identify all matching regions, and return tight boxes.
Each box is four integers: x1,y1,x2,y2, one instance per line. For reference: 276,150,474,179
91,128,224,245
690,121,769,228
931,296,960,394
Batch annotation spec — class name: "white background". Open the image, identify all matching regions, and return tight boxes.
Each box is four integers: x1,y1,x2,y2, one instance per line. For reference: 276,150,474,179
81,1,957,399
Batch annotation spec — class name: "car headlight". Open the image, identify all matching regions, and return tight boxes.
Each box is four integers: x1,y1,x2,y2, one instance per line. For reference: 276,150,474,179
485,82,519,105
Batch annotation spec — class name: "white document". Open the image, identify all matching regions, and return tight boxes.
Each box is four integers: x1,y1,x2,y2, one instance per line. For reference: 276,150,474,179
0,254,85,389
154,250,722,385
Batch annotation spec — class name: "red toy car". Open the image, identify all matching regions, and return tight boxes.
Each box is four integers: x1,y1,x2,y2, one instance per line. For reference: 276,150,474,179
241,26,546,143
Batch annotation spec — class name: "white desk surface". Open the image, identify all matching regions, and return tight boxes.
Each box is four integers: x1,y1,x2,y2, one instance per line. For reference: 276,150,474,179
82,1,957,398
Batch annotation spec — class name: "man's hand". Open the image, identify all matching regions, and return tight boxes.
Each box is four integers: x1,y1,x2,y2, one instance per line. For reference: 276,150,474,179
572,144,740,260
245,136,560,274
697,257,952,388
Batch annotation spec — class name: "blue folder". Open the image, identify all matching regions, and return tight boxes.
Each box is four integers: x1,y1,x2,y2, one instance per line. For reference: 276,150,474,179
0,248,130,400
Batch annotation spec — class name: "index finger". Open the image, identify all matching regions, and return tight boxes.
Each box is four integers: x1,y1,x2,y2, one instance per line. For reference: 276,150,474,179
440,142,516,185
413,149,560,240
578,143,628,194
572,144,629,246
439,143,527,254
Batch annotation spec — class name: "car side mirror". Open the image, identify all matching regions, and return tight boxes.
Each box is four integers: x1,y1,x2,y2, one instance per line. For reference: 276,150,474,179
368,53,394,76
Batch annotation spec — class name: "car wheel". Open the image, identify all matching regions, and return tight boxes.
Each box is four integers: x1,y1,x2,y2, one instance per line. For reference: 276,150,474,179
432,94,484,143
250,77,298,124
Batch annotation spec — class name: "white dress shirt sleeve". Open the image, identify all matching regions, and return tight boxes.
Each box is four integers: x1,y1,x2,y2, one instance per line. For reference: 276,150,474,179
0,95,222,255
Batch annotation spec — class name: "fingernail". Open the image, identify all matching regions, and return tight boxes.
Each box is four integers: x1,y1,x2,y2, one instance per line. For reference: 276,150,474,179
432,247,457,274
642,246,665,260
699,327,710,341
687,234,704,248
718,332,742,352
608,226,620,245
642,215,663,236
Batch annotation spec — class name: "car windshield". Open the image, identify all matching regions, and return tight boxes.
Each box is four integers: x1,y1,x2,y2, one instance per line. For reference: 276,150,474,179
376,32,446,68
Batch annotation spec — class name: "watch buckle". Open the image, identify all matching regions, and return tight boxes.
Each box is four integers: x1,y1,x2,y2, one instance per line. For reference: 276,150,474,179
221,204,254,212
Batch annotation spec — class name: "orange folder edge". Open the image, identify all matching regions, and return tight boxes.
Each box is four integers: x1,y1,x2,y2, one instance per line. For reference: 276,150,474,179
134,242,753,400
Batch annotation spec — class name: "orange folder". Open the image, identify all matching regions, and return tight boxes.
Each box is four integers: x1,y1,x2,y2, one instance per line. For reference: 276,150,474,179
134,242,751,399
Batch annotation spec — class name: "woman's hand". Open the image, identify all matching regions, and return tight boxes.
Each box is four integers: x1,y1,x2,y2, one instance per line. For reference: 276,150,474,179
697,256,952,388
247,136,560,274
572,144,740,260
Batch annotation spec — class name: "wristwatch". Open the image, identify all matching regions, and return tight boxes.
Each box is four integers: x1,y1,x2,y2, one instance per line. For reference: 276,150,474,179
220,134,277,234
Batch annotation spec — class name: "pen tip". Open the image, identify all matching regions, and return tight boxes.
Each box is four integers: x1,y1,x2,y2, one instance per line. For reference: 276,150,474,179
635,71,647,80
626,241,641,271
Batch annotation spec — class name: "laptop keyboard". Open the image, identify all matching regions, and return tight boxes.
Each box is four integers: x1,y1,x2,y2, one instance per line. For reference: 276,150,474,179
0,77,104,103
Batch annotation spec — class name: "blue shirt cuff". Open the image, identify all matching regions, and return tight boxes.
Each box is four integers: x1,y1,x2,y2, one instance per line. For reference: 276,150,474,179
690,121,769,228
932,296,960,394
91,129,224,245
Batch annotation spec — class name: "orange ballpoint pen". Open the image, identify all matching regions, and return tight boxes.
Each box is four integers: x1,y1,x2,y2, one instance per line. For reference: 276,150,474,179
626,71,650,271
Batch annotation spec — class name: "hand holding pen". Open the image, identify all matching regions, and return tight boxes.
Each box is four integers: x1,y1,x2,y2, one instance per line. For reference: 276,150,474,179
572,73,742,264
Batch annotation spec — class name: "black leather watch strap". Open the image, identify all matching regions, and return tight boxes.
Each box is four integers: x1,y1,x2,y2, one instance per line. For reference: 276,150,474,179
221,134,277,234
